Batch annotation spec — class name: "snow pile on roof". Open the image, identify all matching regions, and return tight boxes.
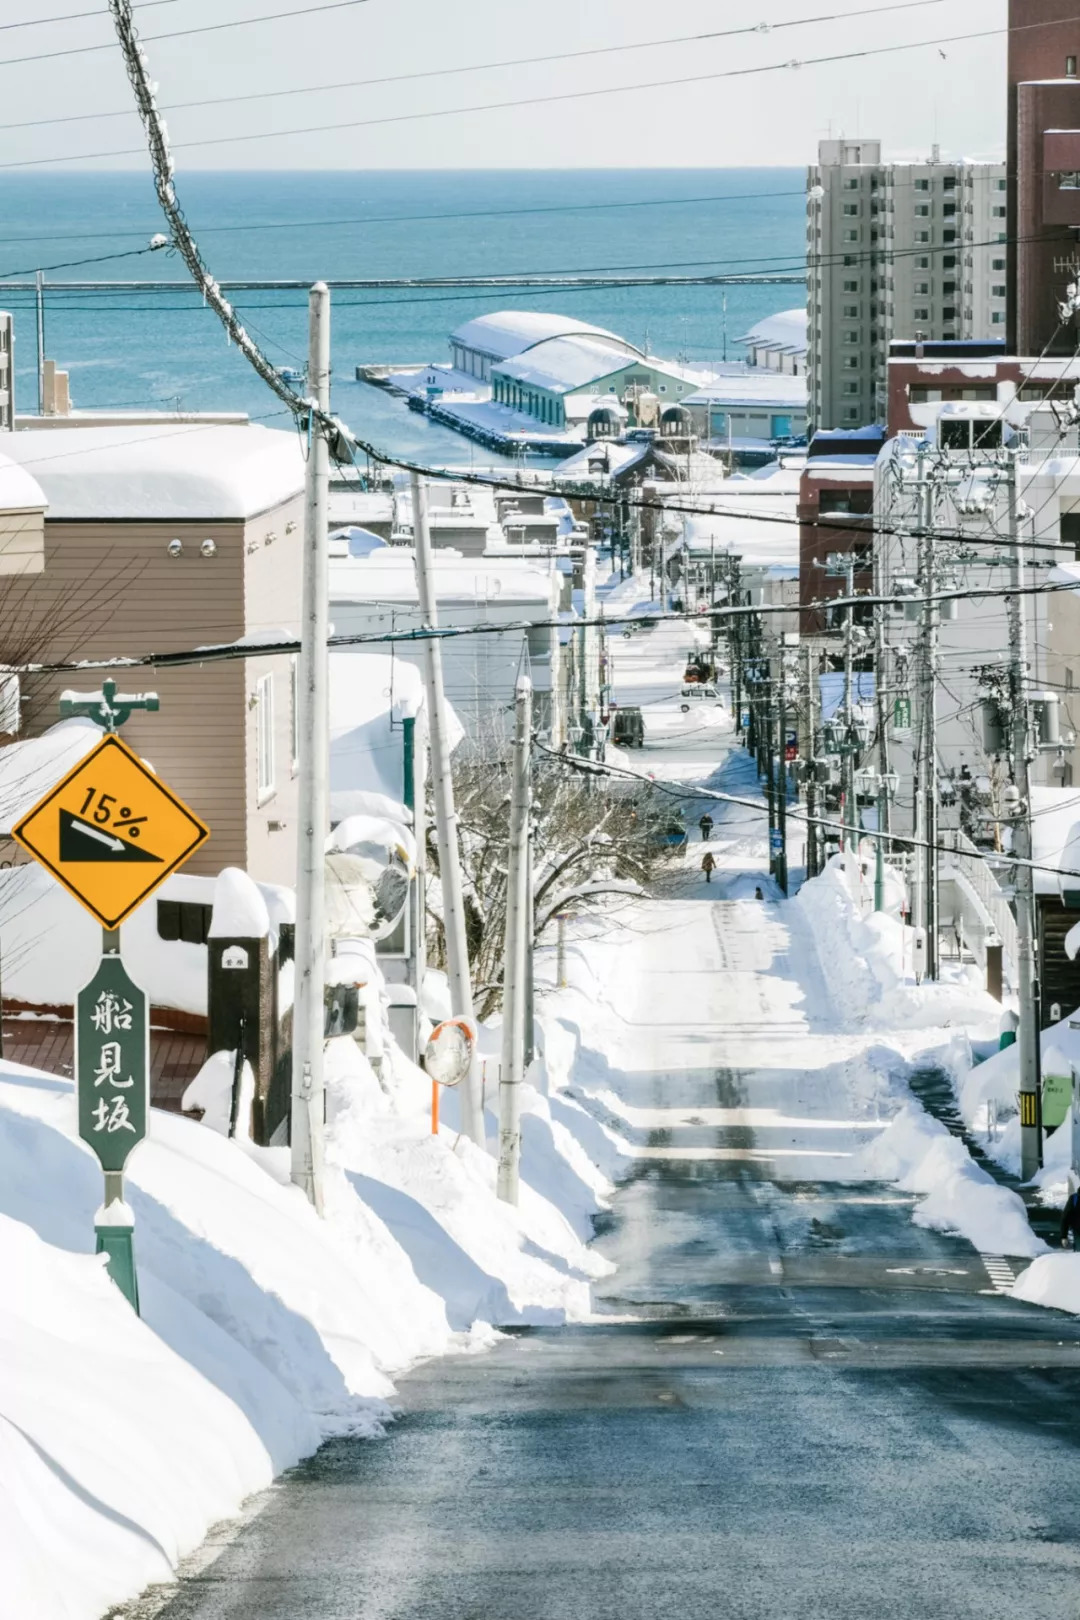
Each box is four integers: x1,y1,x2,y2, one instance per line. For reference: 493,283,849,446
0,717,102,833
329,652,450,822
330,549,553,605
0,448,47,513
1029,785,1080,895
858,1103,1043,1258
736,307,809,357
681,497,799,569
450,310,623,363
0,997,616,1615
682,371,807,408
2,423,304,520
495,334,645,393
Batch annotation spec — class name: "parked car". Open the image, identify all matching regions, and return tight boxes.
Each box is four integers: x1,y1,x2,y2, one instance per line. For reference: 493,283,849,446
680,684,721,712
611,706,645,748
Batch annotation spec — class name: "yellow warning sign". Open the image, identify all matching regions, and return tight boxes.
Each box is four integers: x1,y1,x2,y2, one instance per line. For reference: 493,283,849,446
12,734,210,929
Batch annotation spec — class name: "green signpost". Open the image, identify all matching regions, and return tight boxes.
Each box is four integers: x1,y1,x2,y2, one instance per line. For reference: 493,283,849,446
12,681,208,1314
76,951,149,1310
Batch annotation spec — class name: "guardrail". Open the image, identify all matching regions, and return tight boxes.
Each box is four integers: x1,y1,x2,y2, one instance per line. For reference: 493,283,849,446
940,829,1018,993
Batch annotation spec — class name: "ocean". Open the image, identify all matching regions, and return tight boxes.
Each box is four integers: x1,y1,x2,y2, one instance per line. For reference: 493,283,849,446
0,169,805,464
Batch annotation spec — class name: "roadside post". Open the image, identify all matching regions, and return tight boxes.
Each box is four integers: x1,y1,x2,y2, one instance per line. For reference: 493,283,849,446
424,1016,476,1135
11,682,209,1310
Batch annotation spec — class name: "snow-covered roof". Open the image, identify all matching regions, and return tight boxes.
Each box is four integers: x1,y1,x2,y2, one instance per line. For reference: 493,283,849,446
736,308,809,356
681,496,798,569
0,451,46,514
329,550,553,605
682,372,807,409
554,440,674,480
449,310,623,362
0,718,102,833
494,335,645,393
1,424,304,520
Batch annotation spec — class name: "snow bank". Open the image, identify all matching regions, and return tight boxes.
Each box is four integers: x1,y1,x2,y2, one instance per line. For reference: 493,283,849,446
796,856,1000,1034
1011,1252,1080,1314
0,1005,613,1617
858,1104,1043,1257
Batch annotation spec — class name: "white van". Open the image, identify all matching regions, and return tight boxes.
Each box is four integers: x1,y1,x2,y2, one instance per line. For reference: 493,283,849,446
680,684,721,712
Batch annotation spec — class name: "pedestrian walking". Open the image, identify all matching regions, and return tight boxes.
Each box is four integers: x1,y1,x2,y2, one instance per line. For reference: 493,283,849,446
1061,1177,1080,1250
754,886,764,901
701,851,716,883
699,813,713,842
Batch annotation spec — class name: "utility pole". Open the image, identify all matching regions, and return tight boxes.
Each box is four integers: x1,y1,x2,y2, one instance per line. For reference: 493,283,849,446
291,282,331,1213
497,676,532,1205
1007,456,1043,1179
35,270,45,416
776,662,788,895
411,472,485,1148
838,552,858,854
803,642,819,879
917,449,940,980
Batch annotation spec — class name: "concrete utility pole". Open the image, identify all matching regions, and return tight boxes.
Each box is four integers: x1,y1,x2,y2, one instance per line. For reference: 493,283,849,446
839,553,858,853
776,658,789,895
803,642,819,879
291,282,331,1213
917,450,940,981
497,676,532,1205
35,271,45,416
411,472,485,1148
1007,457,1043,1179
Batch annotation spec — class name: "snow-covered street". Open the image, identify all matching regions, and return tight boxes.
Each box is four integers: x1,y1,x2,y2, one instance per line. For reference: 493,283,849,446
140,617,1080,1620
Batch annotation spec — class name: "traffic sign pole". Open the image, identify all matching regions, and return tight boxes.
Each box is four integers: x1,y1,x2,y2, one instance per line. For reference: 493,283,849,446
14,684,209,1310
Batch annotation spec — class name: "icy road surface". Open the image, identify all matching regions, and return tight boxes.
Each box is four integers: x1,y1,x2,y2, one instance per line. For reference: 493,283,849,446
147,618,1080,1620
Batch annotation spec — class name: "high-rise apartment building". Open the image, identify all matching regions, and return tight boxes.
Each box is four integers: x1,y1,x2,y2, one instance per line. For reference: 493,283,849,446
806,140,1007,432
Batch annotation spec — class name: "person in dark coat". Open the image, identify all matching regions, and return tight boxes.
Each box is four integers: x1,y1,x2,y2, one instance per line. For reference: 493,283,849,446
699,813,714,842
1061,1182,1080,1250
701,852,716,883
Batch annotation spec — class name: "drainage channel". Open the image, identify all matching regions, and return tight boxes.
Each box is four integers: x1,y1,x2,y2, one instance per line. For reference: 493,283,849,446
905,1065,1060,1247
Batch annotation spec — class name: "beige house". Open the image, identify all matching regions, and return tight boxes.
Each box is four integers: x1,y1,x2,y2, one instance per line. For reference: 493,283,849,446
0,423,305,882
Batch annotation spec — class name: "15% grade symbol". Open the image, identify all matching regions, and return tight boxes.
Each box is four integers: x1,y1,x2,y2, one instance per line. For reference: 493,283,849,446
424,1017,476,1136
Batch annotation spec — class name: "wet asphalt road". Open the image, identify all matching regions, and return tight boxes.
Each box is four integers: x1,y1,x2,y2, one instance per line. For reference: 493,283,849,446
150,898,1080,1620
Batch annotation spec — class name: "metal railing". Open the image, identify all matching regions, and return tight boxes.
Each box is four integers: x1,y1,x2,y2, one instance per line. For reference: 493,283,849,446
940,829,1018,991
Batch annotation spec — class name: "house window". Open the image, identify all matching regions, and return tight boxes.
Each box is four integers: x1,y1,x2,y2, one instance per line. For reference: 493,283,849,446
843,304,859,317
290,656,300,773
992,284,1006,297
843,381,859,395
992,206,1007,218
842,203,859,216
991,311,1006,324
915,281,930,294
156,900,212,945
915,231,930,243
914,307,930,320
844,229,860,242
1061,512,1080,558
843,279,859,292
915,204,930,217
256,673,275,803
915,178,930,191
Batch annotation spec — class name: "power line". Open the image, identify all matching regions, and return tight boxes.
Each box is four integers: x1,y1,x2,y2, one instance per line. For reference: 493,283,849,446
0,0,962,130
0,0,371,70
0,0,176,32
0,18,1035,166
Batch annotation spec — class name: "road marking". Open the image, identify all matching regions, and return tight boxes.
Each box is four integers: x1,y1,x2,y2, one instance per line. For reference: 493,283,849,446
981,1255,1016,1294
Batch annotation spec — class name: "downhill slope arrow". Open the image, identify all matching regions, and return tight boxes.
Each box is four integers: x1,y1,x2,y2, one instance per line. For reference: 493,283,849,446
59,809,163,864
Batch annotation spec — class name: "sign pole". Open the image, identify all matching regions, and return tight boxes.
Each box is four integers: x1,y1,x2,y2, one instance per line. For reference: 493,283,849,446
13,682,207,1312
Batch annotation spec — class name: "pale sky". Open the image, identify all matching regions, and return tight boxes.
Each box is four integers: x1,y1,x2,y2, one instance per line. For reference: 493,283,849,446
1,0,1006,171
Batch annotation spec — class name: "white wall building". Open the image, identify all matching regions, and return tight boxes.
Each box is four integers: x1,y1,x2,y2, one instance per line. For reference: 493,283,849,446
807,140,1008,434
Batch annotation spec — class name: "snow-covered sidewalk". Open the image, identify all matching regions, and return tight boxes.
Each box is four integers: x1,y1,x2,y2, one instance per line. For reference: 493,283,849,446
0,1024,615,1619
